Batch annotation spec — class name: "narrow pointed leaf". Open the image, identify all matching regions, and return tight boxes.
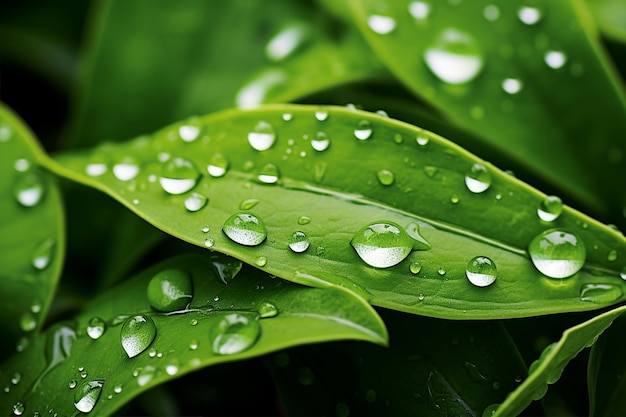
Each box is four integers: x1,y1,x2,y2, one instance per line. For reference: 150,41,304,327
50,105,626,319
0,253,386,416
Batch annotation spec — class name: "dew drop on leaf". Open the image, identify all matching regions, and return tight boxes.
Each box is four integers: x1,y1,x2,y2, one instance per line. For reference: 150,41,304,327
579,284,623,304
502,78,523,94
405,222,431,250
159,157,200,195
255,256,268,267
207,153,229,177
15,172,45,207
209,313,261,355
351,222,413,268
367,15,396,35
288,231,310,253
73,380,104,413
85,154,108,177
438,267,446,276
257,163,280,184
222,212,267,246
311,131,330,151
537,195,563,222
424,29,484,85
465,256,497,287
528,229,586,278
408,1,430,20
184,192,209,212
482,403,500,417
354,120,373,140
14,158,30,172
248,121,277,151
518,6,542,25
69,379,77,389
178,125,200,142
31,238,55,270
483,5,500,21
298,216,311,225
204,238,215,248
20,312,37,332
544,50,567,69
416,135,429,146
282,113,293,121
314,110,329,121
607,250,618,261
134,366,156,386
86,317,107,340
465,163,492,193
265,24,307,62
147,268,193,312
376,169,395,186
120,315,157,358
409,262,422,275
12,402,24,416
112,157,139,181
258,301,279,318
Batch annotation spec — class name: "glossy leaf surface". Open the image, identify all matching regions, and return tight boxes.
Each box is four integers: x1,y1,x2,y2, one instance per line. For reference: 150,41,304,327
50,105,626,319
0,104,65,354
0,254,386,415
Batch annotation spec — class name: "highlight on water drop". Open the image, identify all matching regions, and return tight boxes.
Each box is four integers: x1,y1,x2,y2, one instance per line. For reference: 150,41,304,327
351,221,414,268
465,256,497,287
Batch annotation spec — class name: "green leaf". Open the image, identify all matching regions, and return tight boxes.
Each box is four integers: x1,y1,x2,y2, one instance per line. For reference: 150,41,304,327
48,105,626,319
0,253,386,415
348,0,626,222
584,0,626,42
493,304,626,417
0,104,65,355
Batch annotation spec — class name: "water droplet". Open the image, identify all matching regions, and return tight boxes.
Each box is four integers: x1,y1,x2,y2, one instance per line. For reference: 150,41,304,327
450,194,460,204
73,380,104,413
11,372,21,385
85,155,108,177
354,120,373,140
86,317,107,340
466,256,497,287
483,5,500,21
114,385,122,394
416,135,429,147
15,173,45,207
393,133,403,144
482,403,500,417
189,340,198,350
544,50,567,69
207,153,229,177
376,109,389,117
112,157,139,181
184,192,208,212
351,222,413,268
288,231,310,253
159,157,200,195
20,312,37,332
537,195,563,222
465,361,488,383
423,166,438,178
315,110,329,121
367,15,396,35
406,222,431,250
0,124,13,142
424,29,484,85
258,301,279,318
204,238,215,248
202,226,210,233
608,250,618,261
147,268,193,312
165,364,179,376
12,402,24,416
298,216,311,225
222,212,267,246
265,24,307,62
410,262,422,274
311,131,330,151
518,6,541,25
255,256,268,267
248,121,277,151
438,267,446,276
580,284,623,304
135,366,156,386
258,163,280,184
376,170,395,186
528,229,586,278
502,78,523,94
69,380,77,389
14,158,30,172
465,163,492,193
120,315,157,358
209,313,261,355
179,125,200,142
32,238,55,270
408,1,430,20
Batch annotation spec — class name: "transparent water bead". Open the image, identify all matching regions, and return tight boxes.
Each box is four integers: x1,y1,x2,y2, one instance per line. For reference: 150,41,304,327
184,192,208,212
32,238,55,270
528,229,586,278
113,157,139,181
15,173,45,207
311,131,330,151
518,6,541,25
265,24,308,62
222,212,268,246
416,136,429,146
315,110,329,121
465,163,492,193
159,157,200,195
354,120,373,140
14,158,30,172
85,155,108,177
178,125,200,142
483,5,500,21
258,301,279,318
209,313,261,355
537,195,563,222
147,268,193,312
240,198,259,210
120,315,157,358
405,222,431,250
409,262,422,274
424,29,484,85
367,15,396,35
258,163,280,184
12,402,24,416
376,170,395,186
207,153,229,177
544,51,567,69
466,256,497,287
408,1,430,20
74,380,104,413
502,78,523,94
248,121,277,151
580,284,623,304
86,317,107,340
288,231,310,253
351,221,413,268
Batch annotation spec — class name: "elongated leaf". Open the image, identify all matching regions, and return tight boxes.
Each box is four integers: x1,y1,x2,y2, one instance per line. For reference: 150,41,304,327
585,0,626,42
48,105,626,319
349,0,626,223
0,253,386,416
0,104,65,355
494,305,626,417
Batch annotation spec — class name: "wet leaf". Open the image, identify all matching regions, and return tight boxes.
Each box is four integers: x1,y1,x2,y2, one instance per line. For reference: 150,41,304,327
0,253,386,415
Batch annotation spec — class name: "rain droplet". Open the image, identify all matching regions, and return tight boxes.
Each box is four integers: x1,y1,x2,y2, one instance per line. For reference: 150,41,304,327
315,111,329,121
258,301,279,318
354,120,373,140
367,15,396,35
424,166,438,177
376,170,395,186
393,133,403,144
207,153,229,177
11,372,21,385
159,157,200,195
410,262,422,274
580,284,623,304
248,121,277,151
528,229,586,278
120,315,157,358
311,131,330,151
240,199,259,210
483,5,500,21
86,317,107,340
518,6,541,25
465,163,492,193
113,157,139,181
222,212,267,246
351,221,413,268
184,192,208,212
255,256,268,267
85,155,108,177
12,402,24,416
204,238,215,248
502,78,523,94
416,136,429,146
537,195,563,222
620,267,626,280
14,158,30,172
607,250,618,262
424,29,484,85
32,238,55,270
438,267,446,276
288,231,310,253
482,403,500,417
298,216,311,225
212,257,243,285
147,268,193,312
0,124,12,142
15,173,45,207
69,380,77,389
257,163,280,184
282,113,293,121
408,1,430,20
73,380,104,413
178,125,200,142
20,312,37,332
209,313,261,355
450,194,460,204
406,222,431,250
544,51,567,69
114,385,122,394
466,256,497,287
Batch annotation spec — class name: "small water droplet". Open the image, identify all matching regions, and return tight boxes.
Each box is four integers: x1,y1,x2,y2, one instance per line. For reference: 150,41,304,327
20,312,37,332
607,250,618,261
298,216,311,225
15,173,46,207
113,385,122,394
416,135,429,146
450,194,460,204
159,157,200,195
354,120,373,140
147,268,193,312
257,163,280,184
376,109,389,117
544,50,567,69
202,226,210,233
32,238,55,270
537,195,563,222
466,256,497,287
258,301,279,318
288,231,310,253
376,170,395,186
351,222,413,268
255,256,268,267
528,229,586,278
580,283,623,304
190,319,199,326
424,29,484,85
248,121,277,151
335,402,350,417
410,262,422,274
209,313,261,355
69,380,77,389
315,111,329,121
135,366,156,386
207,153,229,177
0,124,13,142
204,238,215,248
85,155,108,177
73,380,104,413
393,133,403,144
11,372,21,385
408,1,430,20
165,364,178,376
86,317,107,340
222,212,267,246
120,315,157,358
184,192,208,212
483,5,500,21
113,157,139,181
502,78,523,94
465,163,492,193
438,267,446,276
367,14,396,35
14,158,30,172
12,402,24,416
189,340,198,350
423,166,438,177
518,6,541,25
311,131,330,151
482,403,500,417
179,125,200,142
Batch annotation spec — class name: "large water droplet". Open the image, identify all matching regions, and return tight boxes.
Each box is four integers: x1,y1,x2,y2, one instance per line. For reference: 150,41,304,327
311,131,330,151
147,268,193,312
258,163,280,184
15,173,45,207
112,157,139,181
351,222,413,268
184,192,208,212
528,229,586,278
424,29,484,85
288,231,310,253
544,51,567,69
354,120,373,140
86,317,107,340
209,313,261,355
258,301,279,318
298,216,311,225
74,380,104,413
502,78,523,94
179,125,200,142
518,6,541,25
466,256,497,287
222,212,267,246
408,1,430,20
537,196,563,222
240,199,259,210
248,121,277,151
32,238,55,270
120,315,157,358
580,284,623,304
376,170,395,186
159,157,200,195
367,15,396,35
465,163,492,193
207,153,229,177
